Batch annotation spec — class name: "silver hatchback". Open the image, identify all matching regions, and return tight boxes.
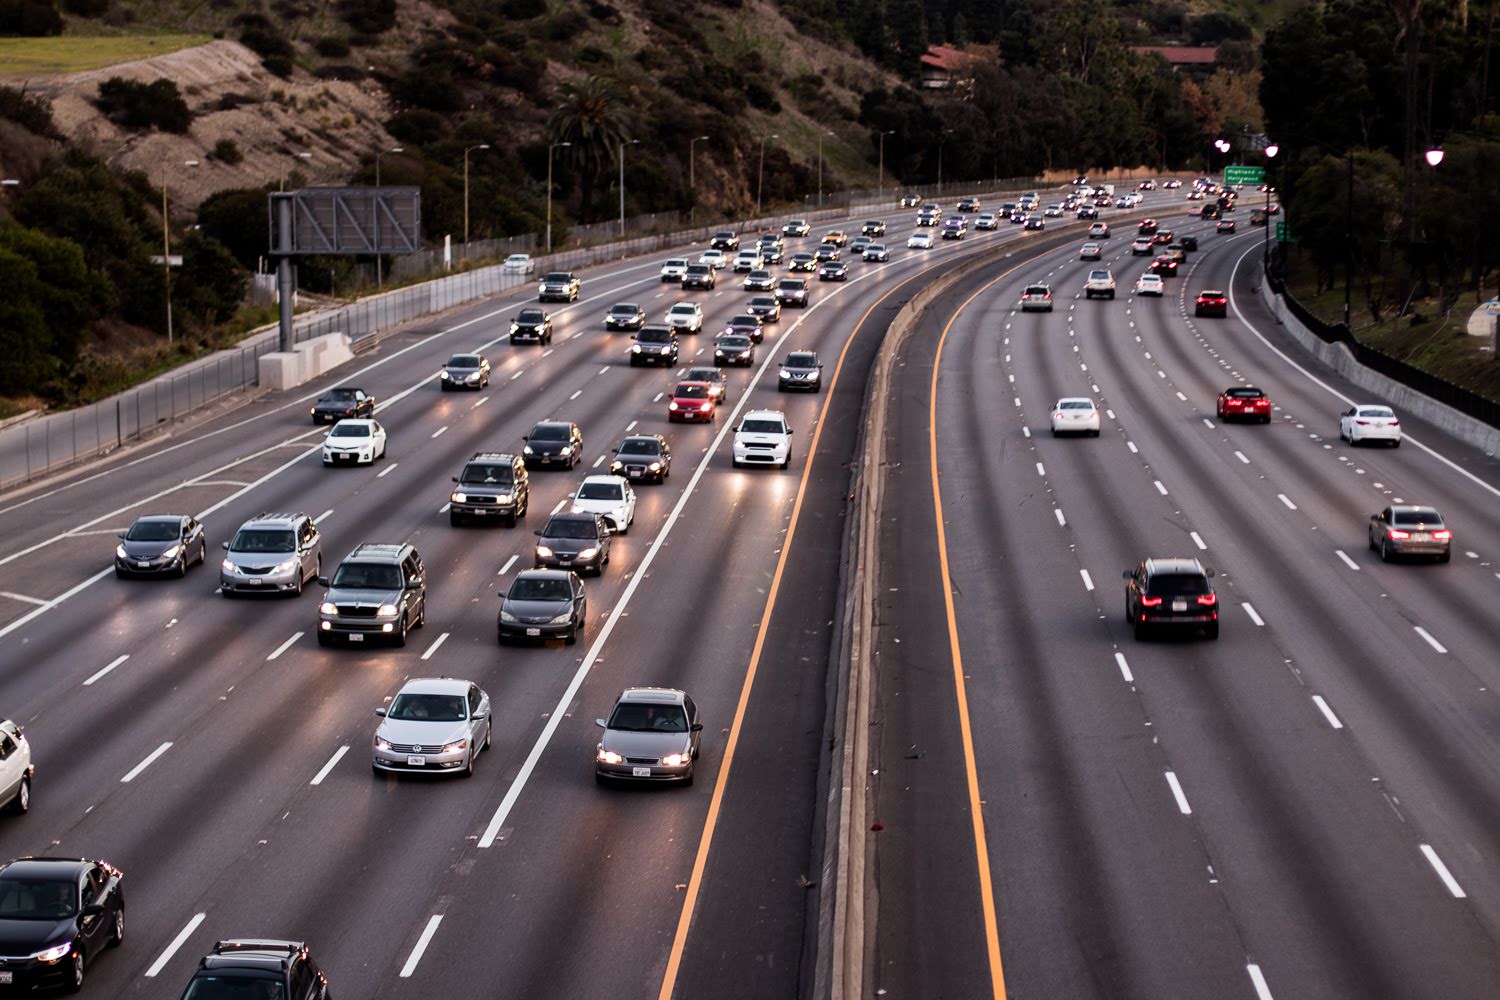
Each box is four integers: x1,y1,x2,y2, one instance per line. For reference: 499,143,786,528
373,677,492,777
220,512,321,597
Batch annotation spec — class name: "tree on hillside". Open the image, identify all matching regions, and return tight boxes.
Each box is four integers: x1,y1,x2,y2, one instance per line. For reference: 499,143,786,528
547,75,630,226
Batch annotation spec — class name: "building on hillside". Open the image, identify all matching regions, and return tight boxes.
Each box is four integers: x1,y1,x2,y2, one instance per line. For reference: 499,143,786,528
1133,46,1218,75
920,45,994,92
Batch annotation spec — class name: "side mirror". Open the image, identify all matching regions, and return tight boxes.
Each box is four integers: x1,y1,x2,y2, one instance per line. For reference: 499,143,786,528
452,477,459,483
690,722,704,732
317,576,330,587
1205,569,1216,578
534,529,544,536
1121,570,1133,580
117,533,126,539
374,707,387,717
406,580,422,590
221,541,230,549
595,718,607,728
522,435,529,441
472,712,488,722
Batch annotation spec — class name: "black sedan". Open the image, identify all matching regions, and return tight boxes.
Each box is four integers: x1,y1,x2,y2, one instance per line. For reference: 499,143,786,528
1148,256,1180,278
0,857,124,993
610,434,671,483
814,243,841,262
747,295,782,322
523,421,583,469
604,302,646,332
723,314,764,343
498,569,587,645
775,279,809,308
115,515,207,578
510,308,553,344
818,260,849,282
310,386,375,424
714,334,756,367
787,253,817,273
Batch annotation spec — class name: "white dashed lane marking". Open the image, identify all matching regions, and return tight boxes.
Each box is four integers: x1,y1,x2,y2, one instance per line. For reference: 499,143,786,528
1311,695,1344,729
1164,771,1192,814
1414,627,1447,654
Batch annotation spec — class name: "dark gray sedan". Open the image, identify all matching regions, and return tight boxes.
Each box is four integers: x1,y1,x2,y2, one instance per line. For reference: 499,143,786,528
534,512,611,575
714,334,755,367
115,515,207,578
498,569,586,644
595,687,702,786
439,353,490,390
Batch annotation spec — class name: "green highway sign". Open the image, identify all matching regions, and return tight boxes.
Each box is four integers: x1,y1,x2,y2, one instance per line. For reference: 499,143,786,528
1276,221,1299,242
1224,165,1266,185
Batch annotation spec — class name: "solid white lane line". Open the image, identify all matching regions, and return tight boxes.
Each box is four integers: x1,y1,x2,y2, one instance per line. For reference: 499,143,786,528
310,746,349,786
1234,450,1250,464
1335,550,1360,571
625,420,638,432
1311,695,1344,729
431,426,448,439
1164,771,1192,814
1247,964,1275,1000
592,455,606,468
121,742,172,783
499,554,518,576
569,389,582,400
1080,569,1094,591
313,509,334,524
83,655,129,687
1115,652,1133,682
267,633,304,660
1035,462,1045,476
1420,844,1466,898
0,567,112,642
0,591,48,606
1190,531,1207,550
377,463,398,478
144,912,206,977
1054,508,1067,527
421,632,450,661
1277,493,1297,510
1242,603,1264,627
1414,626,1447,654
400,915,444,978
1154,480,1168,495
550,499,567,515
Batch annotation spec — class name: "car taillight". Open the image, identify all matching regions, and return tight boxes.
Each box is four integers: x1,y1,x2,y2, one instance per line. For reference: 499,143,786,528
1387,528,1410,539
1196,593,1218,606
1432,530,1452,540
1390,419,1400,425
1140,595,1163,607
1355,420,1370,425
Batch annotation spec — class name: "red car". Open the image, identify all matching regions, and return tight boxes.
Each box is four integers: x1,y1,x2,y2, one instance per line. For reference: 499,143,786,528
1148,256,1179,278
1217,219,1237,233
1217,385,1272,423
668,381,716,423
1195,290,1227,317
1153,230,1174,245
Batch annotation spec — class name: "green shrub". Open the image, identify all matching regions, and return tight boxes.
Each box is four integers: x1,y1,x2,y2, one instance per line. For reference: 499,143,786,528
0,0,63,37
744,79,779,113
314,36,351,57
385,109,451,146
94,78,193,134
392,68,464,113
340,0,396,35
0,85,61,139
211,139,243,165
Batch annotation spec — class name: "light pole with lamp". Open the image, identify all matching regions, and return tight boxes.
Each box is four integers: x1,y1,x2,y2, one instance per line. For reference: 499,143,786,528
160,159,199,346
936,128,955,196
1261,143,1278,273
619,138,639,238
546,140,571,254
463,143,490,253
688,135,709,225
756,134,779,219
816,131,833,209
373,146,402,287
1213,138,1230,178
877,129,894,204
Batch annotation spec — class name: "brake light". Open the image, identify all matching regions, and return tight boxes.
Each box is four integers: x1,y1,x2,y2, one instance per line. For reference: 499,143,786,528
1196,593,1218,606
1432,530,1452,540
1355,420,1370,425
1387,528,1410,540
1140,595,1163,607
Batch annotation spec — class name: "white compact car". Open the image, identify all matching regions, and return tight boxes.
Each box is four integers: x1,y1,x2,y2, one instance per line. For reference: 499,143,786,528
1050,398,1101,437
907,232,934,249
665,302,705,334
732,410,794,468
570,475,636,534
1135,274,1165,297
0,720,32,814
659,258,689,282
502,253,535,275
322,419,387,465
699,249,728,270
1339,405,1402,446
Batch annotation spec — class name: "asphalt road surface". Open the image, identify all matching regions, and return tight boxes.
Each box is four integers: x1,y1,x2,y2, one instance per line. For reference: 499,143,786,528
869,206,1500,999
0,190,1187,998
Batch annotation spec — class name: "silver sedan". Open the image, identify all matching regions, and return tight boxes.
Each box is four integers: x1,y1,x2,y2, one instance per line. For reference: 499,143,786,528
373,678,492,777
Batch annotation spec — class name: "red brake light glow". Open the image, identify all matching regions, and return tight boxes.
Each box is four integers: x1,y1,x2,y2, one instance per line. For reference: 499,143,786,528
1432,530,1452,540
1196,593,1218,606
1387,528,1410,539
1140,595,1163,607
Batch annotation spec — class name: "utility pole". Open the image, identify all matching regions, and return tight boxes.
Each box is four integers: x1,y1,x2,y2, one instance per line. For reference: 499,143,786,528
619,138,639,238
463,143,490,253
159,159,198,346
757,134,779,218
689,135,709,225
373,146,401,286
877,130,894,203
547,141,571,253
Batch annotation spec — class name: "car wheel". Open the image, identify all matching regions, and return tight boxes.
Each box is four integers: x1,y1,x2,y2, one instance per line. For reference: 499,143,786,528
497,632,508,646
1091,429,1100,437
461,750,475,778
114,567,126,579
1439,550,1451,563
1392,439,1401,448
483,721,492,749
732,458,742,468
506,513,517,528
565,622,578,646
1205,622,1220,640
1261,415,1271,424
595,773,611,787
682,769,694,788
392,616,408,648
110,906,124,947
1381,539,1392,562
9,774,29,815
65,949,83,994
414,601,426,629
176,554,188,578
198,541,207,567
1133,622,1148,641
292,569,303,597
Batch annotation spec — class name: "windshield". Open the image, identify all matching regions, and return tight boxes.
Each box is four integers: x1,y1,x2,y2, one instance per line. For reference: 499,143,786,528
729,316,758,327
461,464,513,486
1147,574,1211,597
684,369,718,382
530,424,569,441
543,273,570,282
618,439,659,456
719,337,750,349
181,977,286,1000
607,702,688,732
230,528,294,553
742,419,784,434
508,577,570,601
638,330,672,343
506,255,527,263
0,877,77,918
786,354,816,368
577,482,623,501
779,280,804,289
665,259,686,267
610,304,639,314
750,297,776,308
676,384,710,399
446,355,480,368
387,693,466,722
329,423,371,437
330,562,401,589
322,389,358,402
668,305,696,316
545,518,598,539
126,519,180,541
516,310,544,323
1392,509,1442,526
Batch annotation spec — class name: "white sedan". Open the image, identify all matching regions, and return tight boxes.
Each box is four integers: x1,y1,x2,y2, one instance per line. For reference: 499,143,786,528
1050,398,1101,437
571,475,636,534
907,232,934,249
665,302,705,333
699,249,728,269
322,419,387,465
503,253,535,275
1340,404,1402,446
1135,274,1165,297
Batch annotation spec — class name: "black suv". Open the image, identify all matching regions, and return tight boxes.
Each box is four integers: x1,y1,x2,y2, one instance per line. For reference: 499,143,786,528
524,421,583,470
534,512,612,575
1123,558,1219,640
681,264,716,290
710,230,739,251
630,325,679,367
316,543,426,647
310,387,374,424
611,434,670,483
604,302,646,332
450,452,529,526
178,940,331,1000
778,351,823,392
510,308,552,345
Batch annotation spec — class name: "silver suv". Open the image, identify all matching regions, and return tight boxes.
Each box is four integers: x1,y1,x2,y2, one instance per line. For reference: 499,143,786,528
317,543,427,647
220,512,321,597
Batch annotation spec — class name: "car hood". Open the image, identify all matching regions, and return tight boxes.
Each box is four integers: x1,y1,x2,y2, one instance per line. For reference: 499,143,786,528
313,400,360,413
444,365,483,376
225,550,296,570
503,597,571,623
573,498,627,518
782,366,818,376
325,586,402,607
538,534,595,555
120,538,180,558
600,728,692,758
0,917,74,955
377,718,470,747
324,436,373,450
737,432,787,445
528,439,570,454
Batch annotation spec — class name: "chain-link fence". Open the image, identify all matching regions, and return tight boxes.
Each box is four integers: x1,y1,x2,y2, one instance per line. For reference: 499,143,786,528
0,175,1068,493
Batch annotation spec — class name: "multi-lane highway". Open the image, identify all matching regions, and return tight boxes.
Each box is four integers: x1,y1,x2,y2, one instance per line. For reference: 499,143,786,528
868,209,1500,998
0,190,1196,998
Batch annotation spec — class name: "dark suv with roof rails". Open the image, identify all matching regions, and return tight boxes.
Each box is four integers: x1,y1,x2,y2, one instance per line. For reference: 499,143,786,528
449,452,529,526
316,543,426,647
178,939,331,999
1123,558,1219,640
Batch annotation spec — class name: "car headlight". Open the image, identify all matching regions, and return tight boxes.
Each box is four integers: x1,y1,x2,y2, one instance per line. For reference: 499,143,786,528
441,739,468,753
577,547,599,561
319,601,337,615
523,446,534,455
610,461,624,473
495,493,512,504
466,372,481,382
116,545,128,559
222,559,237,573
377,604,399,618
549,611,574,624
374,736,392,750
669,402,680,411
597,748,624,764
32,942,71,963
648,461,662,471
510,324,520,333
715,350,724,356
451,491,467,503
632,345,643,353
779,369,791,379
660,346,672,353
273,558,299,575
661,752,691,767
440,371,451,380
536,545,553,558
500,609,518,623
559,446,572,456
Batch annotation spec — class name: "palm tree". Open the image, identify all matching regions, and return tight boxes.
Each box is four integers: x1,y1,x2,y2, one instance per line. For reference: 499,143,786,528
547,75,630,225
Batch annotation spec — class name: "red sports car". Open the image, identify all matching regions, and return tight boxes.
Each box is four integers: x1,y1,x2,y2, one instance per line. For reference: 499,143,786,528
668,381,717,423
1195,290,1228,317
1217,219,1237,233
1217,385,1272,423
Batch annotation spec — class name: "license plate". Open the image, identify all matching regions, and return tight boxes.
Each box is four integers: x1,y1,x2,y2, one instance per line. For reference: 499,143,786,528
137,561,151,568
526,627,541,636
348,633,363,642
407,755,426,766
632,767,652,777
628,470,641,478
1172,598,1188,612
0,971,11,984
1412,533,1429,541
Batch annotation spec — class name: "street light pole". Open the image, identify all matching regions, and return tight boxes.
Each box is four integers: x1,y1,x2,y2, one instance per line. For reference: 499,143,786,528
160,159,198,346
374,146,402,287
936,128,954,196
688,135,709,225
547,140,571,254
756,134,779,218
877,130,894,204
463,143,490,253
619,138,639,238
1262,143,1278,275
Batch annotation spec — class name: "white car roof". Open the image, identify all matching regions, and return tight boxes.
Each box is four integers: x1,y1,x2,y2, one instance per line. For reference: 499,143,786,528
742,409,787,423
506,253,529,261
331,418,377,429
1356,405,1395,415
579,474,628,489
397,677,471,696
668,302,700,312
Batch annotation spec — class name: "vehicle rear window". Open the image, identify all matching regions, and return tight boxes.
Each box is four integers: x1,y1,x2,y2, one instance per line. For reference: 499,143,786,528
1147,574,1211,596
1358,407,1394,418
461,464,513,485
1059,400,1093,410
1226,389,1264,398
1392,509,1442,526
126,520,180,541
1025,285,1049,295
230,529,295,553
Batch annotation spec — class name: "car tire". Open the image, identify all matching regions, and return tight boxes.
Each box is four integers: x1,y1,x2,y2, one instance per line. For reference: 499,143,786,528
461,751,475,778
682,770,694,788
9,775,29,815
1439,550,1451,563
595,773,611,787
109,906,123,948
414,601,426,629
197,541,207,567
565,623,578,646
1392,439,1401,448
65,949,84,994
176,555,188,578
392,616,408,648
292,569,303,597
732,458,742,468
497,632,508,646
483,721,492,750
1381,539,1393,562
1108,291,1115,299
1205,622,1220,640
1091,429,1100,437
114,567,126,579
317,632,332,647
1133,622,1148,641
